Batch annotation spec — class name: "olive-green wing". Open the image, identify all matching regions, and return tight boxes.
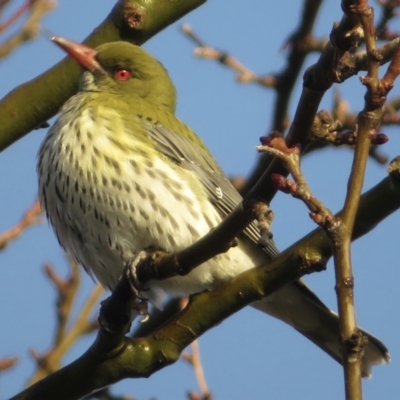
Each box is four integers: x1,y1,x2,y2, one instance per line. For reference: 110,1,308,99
142,120,279,259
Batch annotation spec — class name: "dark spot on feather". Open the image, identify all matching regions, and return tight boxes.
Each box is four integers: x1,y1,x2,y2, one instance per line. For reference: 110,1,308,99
147,169,156,178
139,208,149,220
129,159,140,174
204,214,214,229
171,191,184,202
155,222,164,235
112,178,122,190
170,180,183,190
136,148,148,158
55,181,65,203
77,232,84,244
123,181,131,193
104,154,112,166
170,216,179,230
108,136,126,152
134,183,146,199
157,170,168,180
167,234,176,246
79,197,86,213
42,186,47,214
108,156,121,173
189,207,200,220
187,223,200,238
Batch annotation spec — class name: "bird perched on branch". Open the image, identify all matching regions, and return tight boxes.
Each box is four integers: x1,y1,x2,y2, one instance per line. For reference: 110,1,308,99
37,37,389,377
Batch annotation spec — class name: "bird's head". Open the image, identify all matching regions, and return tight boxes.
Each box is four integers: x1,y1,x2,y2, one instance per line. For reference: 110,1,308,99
52,37,177,112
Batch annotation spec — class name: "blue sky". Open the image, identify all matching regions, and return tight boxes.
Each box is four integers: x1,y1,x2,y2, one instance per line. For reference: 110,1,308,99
1,1,400,399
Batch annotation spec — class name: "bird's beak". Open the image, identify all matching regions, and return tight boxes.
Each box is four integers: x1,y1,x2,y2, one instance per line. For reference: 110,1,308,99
51,36,106,74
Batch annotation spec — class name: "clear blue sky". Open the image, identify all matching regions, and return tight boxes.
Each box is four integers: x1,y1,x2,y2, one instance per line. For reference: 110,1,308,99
1,1,400,399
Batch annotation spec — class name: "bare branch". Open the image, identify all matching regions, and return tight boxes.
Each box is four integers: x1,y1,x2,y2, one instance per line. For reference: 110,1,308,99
0,199,42,251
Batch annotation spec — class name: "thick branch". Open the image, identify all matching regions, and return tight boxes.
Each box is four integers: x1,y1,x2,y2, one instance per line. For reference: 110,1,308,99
0,0,205,152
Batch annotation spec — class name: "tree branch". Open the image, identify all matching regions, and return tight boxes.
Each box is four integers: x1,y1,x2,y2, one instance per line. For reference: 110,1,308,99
0,0,206,152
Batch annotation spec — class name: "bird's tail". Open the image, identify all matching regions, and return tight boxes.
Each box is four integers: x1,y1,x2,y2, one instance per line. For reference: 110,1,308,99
251,280,390,378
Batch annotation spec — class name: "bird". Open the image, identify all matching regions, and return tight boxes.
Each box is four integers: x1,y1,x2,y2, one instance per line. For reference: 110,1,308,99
37,36,389,377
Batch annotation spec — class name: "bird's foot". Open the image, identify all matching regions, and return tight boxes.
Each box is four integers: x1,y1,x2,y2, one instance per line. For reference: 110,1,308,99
125,250,153,300
98,252,153,333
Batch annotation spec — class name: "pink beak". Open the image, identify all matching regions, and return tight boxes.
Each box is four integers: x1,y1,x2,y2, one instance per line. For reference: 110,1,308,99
51,36,106,74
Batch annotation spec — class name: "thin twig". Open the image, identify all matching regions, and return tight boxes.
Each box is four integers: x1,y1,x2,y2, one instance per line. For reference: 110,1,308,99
376,0,400,40
44,259,80,346
182,340,211,399
27,283,103,385
0,199,42,250
0,356,18,372
0,0,56,59
181,24,275,88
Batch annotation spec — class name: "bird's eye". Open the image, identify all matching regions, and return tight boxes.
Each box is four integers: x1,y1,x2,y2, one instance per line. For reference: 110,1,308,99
114,69,131,81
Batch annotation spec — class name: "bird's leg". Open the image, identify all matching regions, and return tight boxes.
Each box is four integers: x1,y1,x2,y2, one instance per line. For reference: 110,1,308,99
98,251,153,333
124,250,154,322
124,250,151,299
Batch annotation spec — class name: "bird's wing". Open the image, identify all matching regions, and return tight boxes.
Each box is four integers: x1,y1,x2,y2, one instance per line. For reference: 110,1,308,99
142,120,279,259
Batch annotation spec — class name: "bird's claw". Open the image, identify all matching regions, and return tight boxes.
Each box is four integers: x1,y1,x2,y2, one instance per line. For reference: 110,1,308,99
136,301,150,323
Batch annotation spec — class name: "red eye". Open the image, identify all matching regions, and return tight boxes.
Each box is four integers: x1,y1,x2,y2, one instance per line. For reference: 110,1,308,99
115,69,131,81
